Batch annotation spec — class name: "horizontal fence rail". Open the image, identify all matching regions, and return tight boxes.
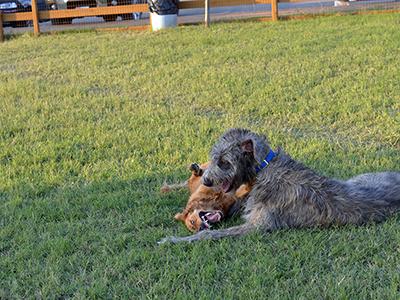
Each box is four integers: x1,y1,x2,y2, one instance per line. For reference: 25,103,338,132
2,4,148,22
179,0,271,9
1,0,271,22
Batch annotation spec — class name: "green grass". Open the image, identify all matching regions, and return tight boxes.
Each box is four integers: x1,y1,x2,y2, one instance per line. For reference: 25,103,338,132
1,13,400,299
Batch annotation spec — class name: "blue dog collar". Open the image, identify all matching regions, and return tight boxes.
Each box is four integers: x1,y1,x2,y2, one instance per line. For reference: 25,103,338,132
255,149,276,173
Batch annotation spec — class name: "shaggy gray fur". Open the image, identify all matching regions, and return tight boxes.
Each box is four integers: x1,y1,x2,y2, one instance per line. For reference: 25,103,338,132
159,128,400,244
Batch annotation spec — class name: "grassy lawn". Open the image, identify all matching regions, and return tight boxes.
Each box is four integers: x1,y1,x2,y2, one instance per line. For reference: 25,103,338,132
1,13,400,298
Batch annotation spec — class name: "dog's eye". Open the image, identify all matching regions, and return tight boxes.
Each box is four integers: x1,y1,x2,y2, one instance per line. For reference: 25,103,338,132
218,160,230,170
190,220,195,225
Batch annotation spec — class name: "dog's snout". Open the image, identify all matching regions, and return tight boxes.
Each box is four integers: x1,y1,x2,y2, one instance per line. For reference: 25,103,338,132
202,176,213,187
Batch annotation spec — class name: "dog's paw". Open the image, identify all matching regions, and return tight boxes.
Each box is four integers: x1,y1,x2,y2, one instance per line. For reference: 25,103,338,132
189,163,203,176
160,186,170,193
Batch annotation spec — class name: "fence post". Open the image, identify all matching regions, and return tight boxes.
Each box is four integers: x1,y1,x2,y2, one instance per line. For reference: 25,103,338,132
0,12,4,42
205,0,210,27
271,0,278,21
31,0,40,36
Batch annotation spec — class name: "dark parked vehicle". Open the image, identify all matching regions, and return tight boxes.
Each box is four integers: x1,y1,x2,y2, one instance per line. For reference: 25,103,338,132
0,0,48,27
49,0,143,25
0,0,31,27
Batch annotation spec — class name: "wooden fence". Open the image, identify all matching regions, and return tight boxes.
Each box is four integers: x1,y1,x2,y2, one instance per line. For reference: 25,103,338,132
0,0,277,41
1,0,398,41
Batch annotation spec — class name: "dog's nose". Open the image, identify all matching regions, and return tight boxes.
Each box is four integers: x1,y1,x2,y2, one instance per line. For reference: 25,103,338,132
202,177,213,187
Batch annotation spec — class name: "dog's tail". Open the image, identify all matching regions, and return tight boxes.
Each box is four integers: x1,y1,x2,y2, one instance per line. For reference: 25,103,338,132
347,172,400,202
158,224,253,244
345,171,400,220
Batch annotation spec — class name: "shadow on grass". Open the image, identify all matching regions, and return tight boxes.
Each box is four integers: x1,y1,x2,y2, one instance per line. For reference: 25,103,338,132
1,171,200,249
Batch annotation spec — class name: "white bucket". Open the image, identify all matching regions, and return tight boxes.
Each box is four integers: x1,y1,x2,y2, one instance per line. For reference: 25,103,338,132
150,13,177,31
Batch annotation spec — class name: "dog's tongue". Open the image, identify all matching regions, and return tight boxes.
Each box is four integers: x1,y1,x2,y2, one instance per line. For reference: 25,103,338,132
206,212,222,223
221,181,231,193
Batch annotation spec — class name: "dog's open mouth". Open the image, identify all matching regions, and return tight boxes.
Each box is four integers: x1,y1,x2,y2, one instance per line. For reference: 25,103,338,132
199,210,224,231
221,180,232,193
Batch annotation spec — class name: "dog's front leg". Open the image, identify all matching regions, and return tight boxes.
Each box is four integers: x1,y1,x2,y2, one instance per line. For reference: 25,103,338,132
160,180,188,193
158,224,253,244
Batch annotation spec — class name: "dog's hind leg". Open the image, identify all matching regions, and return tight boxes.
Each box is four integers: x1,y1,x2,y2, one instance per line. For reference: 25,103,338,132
158,224,253,244
160,180,188,193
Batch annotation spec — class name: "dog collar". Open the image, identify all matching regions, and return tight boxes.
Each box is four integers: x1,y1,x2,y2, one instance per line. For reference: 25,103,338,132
255,149,276,173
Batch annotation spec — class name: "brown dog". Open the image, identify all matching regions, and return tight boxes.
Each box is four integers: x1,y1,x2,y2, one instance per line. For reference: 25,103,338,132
161,163,251,232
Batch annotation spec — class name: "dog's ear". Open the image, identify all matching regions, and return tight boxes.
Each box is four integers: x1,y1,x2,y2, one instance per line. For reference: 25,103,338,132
240,134,271,163
241,137,268,164
241,139,254,153
174,212,186,222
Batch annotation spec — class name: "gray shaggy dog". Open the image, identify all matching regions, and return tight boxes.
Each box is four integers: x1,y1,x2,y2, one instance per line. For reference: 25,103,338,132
159,128,400,244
